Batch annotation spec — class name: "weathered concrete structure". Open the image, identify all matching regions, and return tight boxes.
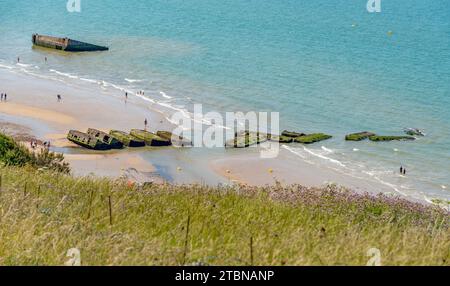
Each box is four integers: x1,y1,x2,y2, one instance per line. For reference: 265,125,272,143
345,131,376,141
32,34,108,52
225,131,268,148
156,131,192,147
130,129,171,147
109,130,145,147
67,130,111,150
87,128,123,149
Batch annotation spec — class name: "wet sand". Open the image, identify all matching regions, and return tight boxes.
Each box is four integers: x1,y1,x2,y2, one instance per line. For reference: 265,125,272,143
64,152,164,184
0,69,170,134
210,145,397,195
0,102,75,125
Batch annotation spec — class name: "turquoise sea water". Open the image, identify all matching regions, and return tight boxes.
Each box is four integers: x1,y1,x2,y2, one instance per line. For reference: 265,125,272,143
0,0,449,201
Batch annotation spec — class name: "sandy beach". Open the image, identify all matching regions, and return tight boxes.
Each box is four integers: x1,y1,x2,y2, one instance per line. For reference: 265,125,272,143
0,68,172,183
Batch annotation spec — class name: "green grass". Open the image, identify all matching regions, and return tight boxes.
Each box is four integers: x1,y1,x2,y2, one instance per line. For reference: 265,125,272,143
0,166,448,266
0,133,69,173
0,132,33,166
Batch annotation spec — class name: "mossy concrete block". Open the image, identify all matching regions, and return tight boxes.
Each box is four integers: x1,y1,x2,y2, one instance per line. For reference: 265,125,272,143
87,128,123,149
156,131,192,147
294,133,332,144
269,135,293,143
369,135,415,142
225,131,268,148
67,130,110,150
282,130,306,138
345,132,376,141
130,129,171,147
109,130,145,147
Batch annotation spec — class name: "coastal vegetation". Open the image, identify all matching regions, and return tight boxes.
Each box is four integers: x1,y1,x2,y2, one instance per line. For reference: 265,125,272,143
0,132,448,265
0,165,447,266
0,132,69,173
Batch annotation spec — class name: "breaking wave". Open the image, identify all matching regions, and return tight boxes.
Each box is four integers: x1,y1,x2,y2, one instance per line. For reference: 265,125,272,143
125,78,143,83
160,91,172,99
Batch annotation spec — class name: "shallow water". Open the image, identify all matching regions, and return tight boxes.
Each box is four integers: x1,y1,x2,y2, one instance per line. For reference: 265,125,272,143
0,0,449,201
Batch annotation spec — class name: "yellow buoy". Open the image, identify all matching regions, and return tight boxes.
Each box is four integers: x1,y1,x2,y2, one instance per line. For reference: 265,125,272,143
268,168,274,174
387,31,394,36
177,167,182,172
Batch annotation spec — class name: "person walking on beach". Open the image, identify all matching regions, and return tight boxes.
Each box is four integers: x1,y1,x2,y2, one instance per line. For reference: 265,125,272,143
1,93,3,101
144,118,148,130
400,166,403,175
4,93,7,101
17,57,20,63
57,94,61,102
403,168,406,175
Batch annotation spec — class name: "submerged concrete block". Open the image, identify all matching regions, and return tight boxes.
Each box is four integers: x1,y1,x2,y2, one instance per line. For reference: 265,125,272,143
32,34,108,52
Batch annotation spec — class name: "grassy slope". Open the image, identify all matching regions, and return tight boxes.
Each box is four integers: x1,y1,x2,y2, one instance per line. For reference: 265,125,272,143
0,166,448,266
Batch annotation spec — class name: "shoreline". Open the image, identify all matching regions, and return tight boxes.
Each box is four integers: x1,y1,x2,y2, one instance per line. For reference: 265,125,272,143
0,66,447,205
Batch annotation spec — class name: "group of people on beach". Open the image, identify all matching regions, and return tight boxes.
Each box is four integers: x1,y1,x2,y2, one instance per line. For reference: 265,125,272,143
400,166,407,176
125,90,146,99
30,140,51,150
0,93,7,101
